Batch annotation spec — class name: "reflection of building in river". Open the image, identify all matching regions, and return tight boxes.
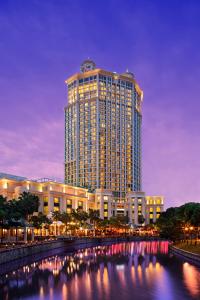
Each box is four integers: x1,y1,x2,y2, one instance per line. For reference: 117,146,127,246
1,242,199,300
183,262,200,297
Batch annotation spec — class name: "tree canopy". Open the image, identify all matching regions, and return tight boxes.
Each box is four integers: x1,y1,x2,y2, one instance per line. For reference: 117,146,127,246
0,192,40,229
156,202,200,240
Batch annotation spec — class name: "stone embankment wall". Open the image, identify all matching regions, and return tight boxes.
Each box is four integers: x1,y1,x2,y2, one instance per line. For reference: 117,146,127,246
0,236,162,266
0,240,65,265
170,245,200,265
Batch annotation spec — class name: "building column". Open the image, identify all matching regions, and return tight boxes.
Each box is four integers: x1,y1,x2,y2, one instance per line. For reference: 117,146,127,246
134,198,138,225
153,207,157,223
99,195,104,219
38,197,43,213
60,197,66,213
72,198,78,210
127,197,132,223
108,197,112,220
142,197,146,223
49,195,54,214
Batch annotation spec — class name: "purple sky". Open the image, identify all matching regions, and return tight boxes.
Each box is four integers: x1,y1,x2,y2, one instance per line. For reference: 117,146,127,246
0,0,200,208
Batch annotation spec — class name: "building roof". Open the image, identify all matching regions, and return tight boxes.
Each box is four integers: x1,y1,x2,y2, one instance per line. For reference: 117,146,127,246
0,172,27,181
0,172,64,185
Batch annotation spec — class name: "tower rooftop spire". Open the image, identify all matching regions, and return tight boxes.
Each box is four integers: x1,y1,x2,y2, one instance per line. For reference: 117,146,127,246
80,59,96,73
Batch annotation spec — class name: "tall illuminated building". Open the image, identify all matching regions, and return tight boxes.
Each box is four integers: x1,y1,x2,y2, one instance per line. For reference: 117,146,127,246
64,59,143,202
0,61,164,227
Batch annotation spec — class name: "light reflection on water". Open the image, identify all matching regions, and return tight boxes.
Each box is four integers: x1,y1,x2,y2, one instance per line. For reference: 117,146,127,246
0,241,200,300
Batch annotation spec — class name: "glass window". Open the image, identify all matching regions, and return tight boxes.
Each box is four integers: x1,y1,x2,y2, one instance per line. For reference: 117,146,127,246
104,203,108,209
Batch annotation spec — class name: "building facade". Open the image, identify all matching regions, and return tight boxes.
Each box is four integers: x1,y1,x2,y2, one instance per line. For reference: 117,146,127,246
0,173,164,225
65,60,143,198
63,60,164,223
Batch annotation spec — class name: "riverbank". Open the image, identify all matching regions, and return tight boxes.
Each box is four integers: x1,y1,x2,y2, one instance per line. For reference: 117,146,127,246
0,236,163,268
174,242,200,254
170,243,200,265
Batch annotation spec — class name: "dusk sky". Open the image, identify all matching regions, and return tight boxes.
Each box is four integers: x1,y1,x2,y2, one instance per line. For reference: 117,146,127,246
0,0,200,208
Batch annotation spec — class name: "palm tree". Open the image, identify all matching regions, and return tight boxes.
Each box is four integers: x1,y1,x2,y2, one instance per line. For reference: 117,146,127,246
87,209,100,236
71,209,89,235
0,196,8,242
6,199,23,242
18,192,40,221
138,215,145,225
71,209,88,225
30,212,51,229
59,212,71,234
52,211,62,222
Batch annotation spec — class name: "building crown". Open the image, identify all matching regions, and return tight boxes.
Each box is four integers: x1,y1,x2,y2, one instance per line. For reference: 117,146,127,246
80,59,96,73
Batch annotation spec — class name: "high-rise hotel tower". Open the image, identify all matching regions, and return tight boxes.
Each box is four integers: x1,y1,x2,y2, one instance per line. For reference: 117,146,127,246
0,60,163,227
65,59,143,202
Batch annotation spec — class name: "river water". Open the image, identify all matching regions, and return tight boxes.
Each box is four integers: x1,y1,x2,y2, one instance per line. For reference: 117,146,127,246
0,241,200,300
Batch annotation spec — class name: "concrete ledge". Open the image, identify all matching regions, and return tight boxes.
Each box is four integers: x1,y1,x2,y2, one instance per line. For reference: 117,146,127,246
170,245,200,265
0,240,65,265
0,236,164,266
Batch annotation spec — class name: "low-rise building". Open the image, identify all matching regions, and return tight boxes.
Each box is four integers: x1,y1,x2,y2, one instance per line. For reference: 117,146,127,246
0,173,164,225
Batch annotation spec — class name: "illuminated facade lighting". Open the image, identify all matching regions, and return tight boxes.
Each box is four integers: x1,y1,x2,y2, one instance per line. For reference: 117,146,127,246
65,59,143,199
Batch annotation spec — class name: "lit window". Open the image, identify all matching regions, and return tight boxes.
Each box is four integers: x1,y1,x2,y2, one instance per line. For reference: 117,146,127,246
67,208,72,214
104,203,108,209
67,199,72,206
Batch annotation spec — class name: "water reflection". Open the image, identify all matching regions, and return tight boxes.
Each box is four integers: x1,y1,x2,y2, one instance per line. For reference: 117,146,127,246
0,241,200,300
183,262,200,298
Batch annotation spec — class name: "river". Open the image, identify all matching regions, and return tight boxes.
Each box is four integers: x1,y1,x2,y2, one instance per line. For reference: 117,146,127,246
0,241,200,300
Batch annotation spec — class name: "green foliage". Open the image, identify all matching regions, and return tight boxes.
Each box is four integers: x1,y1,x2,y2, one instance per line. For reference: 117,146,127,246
0,192,40,229
0,195,7,224
59,212,72,225
88,209,100,224
71,209,88,224
52,211,72,226
30,213,51,229
97,215,129,230
138,215,145,225
52,211,62,222
18,192,40,220
156,202,200,240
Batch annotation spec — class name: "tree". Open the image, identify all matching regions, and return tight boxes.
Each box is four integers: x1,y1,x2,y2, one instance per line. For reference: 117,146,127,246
52,211,62,222
190,207,200,227
109,216,121,229
18,192,40,221
156,203,200,241
0,195,7,227
138,215,145,225
30,213,51,229
59,212,72,234
71,209,88,225
6,199,24,241
88,209,99,224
